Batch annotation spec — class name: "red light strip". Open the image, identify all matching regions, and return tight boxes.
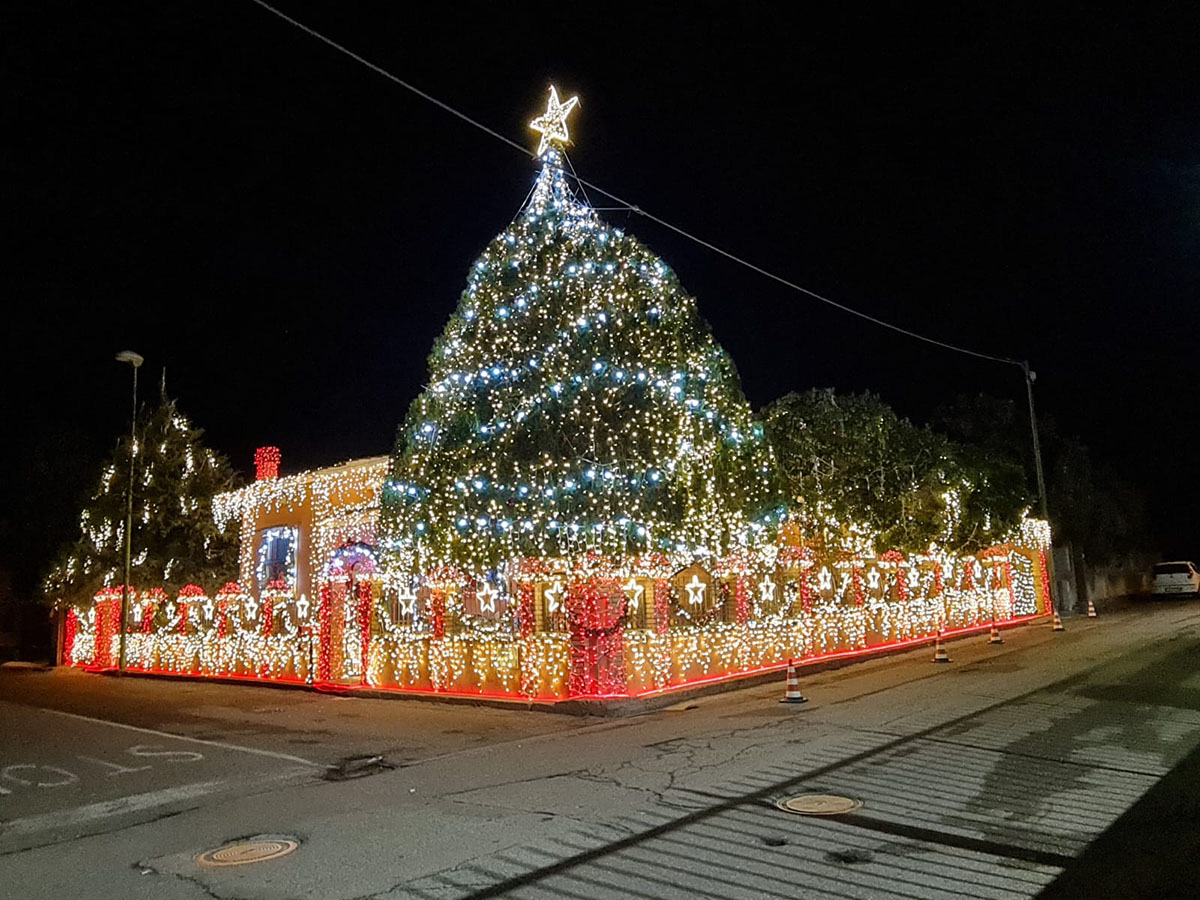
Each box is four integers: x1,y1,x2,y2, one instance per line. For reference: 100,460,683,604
76,612,1049,704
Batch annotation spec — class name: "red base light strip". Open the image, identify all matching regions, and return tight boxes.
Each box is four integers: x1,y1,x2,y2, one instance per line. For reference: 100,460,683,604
74,612,1050,703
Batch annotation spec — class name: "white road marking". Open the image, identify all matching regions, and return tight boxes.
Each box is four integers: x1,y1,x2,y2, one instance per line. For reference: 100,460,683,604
36,708,327,769
1,765,79,788
128,744,204,763
75,755,152,776
1,780,224,836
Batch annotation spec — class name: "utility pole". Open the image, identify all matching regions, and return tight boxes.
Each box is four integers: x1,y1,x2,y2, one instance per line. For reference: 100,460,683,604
1020,361,1050,521
115,350,144,671
1019,359,1058,613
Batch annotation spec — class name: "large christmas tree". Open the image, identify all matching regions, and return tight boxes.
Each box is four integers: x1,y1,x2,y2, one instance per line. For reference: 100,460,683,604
44,397,242,606
381,90,780,576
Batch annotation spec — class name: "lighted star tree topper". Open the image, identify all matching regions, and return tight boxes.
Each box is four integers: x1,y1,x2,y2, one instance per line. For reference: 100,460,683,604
380,88,782,577
528,85,579,157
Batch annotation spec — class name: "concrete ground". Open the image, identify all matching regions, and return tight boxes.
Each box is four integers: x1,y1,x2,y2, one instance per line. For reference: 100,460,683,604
2,599,1199,899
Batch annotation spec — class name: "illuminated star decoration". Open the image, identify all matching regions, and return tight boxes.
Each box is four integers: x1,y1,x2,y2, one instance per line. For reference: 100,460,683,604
545,581,563,613
685,575,707,606
296,594,310,620
202,598,215,622
818,568,833,592
867,569,881,591
529,85,580,157
623,577,644,611
478,581,498,614
397,585,417,618
245,596,258,620
758,574,776,604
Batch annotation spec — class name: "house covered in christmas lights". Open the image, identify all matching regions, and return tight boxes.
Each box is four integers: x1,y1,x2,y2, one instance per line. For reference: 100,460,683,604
63,88,1055,701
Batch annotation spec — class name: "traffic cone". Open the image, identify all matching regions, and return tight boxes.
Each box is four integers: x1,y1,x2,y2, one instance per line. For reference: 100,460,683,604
1052,610,1065,631
933,629,951,663
987,622,1004,644
1087,599,1097,618
779,659,808,704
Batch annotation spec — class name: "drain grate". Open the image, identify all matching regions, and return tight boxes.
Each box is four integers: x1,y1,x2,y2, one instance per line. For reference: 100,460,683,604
196,837,299,867
776,794,862,816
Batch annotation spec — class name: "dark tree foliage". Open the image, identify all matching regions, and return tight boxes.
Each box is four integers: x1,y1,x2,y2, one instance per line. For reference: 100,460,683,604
43,398,242,606
765,389,1028,554
934,394,1150,564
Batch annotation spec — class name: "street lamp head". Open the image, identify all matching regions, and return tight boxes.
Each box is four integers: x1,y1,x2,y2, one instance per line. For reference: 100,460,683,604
115,350,144,368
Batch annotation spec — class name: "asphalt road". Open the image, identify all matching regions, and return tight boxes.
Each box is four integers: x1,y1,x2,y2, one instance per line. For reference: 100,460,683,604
3,600,1199,899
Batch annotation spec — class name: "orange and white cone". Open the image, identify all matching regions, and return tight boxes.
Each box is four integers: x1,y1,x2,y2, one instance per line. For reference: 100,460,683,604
1052,610,1065,631
933,629,951,663
779,659,808,704
987,622,1004,645
1087,599,1097,618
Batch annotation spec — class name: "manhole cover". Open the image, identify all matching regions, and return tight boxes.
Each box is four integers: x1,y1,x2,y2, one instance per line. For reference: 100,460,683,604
196,838,299,867
776,794,862,816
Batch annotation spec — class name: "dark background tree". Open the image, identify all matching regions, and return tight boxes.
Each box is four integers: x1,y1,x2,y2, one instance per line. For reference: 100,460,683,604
934,394,1151,565
43,398,243,608
763,389,1028,555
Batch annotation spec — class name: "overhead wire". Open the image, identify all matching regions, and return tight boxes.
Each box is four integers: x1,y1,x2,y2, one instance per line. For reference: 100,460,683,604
247,0,1022,369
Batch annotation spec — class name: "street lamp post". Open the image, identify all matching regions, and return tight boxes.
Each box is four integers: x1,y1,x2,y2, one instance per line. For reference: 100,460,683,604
115,350,144,672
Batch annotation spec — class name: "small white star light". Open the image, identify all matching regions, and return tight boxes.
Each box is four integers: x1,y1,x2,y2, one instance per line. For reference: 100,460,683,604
296,594,310,620
397,585,417,618
478,581,498,614
529,85,579,157
818,567,833,592
623,577,644,611
867,569,881,591
685,575,707,606
758,574,776,604
545,581,563,613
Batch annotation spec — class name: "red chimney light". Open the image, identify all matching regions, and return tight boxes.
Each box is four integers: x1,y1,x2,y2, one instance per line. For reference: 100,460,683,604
255,446,281,481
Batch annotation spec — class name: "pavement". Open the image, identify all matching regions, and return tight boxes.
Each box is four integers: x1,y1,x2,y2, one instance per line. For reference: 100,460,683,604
2,598,1199,899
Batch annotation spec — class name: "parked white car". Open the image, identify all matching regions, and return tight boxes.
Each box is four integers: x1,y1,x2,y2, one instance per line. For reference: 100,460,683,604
1151,561,1200,596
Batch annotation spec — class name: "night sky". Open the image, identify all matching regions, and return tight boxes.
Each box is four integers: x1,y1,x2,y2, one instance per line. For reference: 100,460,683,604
4,2,1198,599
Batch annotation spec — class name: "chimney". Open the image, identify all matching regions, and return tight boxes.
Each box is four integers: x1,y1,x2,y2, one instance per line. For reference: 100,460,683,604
254,446,281,481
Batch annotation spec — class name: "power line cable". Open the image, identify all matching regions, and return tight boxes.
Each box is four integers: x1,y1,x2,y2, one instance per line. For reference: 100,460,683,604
247,0,1022,369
